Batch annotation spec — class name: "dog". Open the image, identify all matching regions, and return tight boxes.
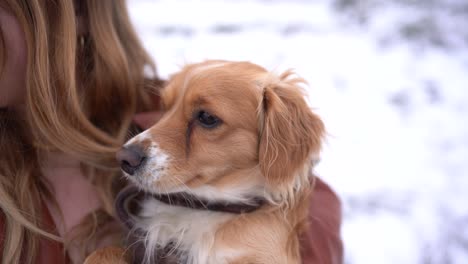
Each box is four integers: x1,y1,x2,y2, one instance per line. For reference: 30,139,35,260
87,60,325,264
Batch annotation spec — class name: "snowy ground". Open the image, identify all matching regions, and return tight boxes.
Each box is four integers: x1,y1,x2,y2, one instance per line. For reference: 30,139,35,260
128,1,468,263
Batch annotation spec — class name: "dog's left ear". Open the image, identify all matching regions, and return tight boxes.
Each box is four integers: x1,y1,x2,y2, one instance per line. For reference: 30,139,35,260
258,70,325,187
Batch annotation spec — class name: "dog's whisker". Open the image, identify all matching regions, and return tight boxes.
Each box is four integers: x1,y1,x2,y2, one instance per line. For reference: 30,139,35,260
165,180,175,206
169,176,209,207
164,227,186,258
168,177,199,208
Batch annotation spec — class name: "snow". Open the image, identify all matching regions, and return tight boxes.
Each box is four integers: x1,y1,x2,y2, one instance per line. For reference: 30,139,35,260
128,0,468,263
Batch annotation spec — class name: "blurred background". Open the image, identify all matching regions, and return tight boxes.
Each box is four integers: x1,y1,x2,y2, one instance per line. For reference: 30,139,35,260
127,0,468,263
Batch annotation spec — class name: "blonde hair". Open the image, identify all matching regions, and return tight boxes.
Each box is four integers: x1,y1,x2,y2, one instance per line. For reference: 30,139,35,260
0,0,159,263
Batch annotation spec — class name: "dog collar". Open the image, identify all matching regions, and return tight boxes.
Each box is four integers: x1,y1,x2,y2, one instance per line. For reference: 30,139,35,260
116,186,266,231
152,192,265,214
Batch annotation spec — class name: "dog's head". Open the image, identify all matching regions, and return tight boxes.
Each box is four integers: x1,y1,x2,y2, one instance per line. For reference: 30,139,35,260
117,60,324,203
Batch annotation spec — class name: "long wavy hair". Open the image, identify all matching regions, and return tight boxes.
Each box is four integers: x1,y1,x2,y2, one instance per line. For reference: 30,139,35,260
0,0,159,263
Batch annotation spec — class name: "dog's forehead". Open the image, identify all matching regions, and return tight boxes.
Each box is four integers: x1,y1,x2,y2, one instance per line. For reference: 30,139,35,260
164,61,266,108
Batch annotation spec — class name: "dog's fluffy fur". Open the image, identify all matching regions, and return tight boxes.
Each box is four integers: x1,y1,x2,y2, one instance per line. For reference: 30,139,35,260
120,60,324,264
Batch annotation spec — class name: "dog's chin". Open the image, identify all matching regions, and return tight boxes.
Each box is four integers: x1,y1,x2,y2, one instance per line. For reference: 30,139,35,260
123,172,181,195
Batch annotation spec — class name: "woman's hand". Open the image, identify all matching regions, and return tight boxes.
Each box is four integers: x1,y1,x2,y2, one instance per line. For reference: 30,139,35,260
133,111,164,130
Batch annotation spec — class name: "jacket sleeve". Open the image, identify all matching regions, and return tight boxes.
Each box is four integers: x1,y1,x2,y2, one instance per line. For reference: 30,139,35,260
0,206,68,264
0,213,4,263
300,177,344,264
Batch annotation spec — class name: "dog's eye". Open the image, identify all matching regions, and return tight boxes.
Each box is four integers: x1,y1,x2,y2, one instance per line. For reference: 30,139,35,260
197,111,221,128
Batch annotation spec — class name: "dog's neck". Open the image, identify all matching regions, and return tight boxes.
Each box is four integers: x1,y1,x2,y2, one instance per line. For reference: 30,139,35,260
151,191,266,214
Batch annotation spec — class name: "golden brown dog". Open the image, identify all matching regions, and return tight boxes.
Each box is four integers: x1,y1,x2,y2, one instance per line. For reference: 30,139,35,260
86,60,325,264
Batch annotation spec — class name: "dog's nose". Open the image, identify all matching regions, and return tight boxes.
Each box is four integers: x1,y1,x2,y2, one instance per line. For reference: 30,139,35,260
116,146,146,175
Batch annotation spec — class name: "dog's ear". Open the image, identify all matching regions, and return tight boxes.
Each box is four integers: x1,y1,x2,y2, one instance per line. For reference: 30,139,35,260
258,70,324,187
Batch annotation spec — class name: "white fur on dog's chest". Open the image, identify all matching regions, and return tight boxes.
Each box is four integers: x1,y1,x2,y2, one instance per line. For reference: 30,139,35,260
136,197,240,264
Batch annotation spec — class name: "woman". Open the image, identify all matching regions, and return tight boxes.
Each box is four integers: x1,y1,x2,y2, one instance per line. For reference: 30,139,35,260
0,0,342,263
